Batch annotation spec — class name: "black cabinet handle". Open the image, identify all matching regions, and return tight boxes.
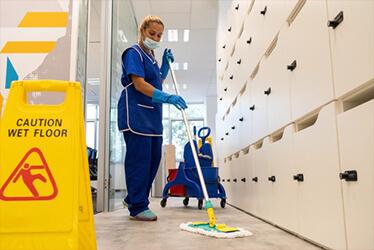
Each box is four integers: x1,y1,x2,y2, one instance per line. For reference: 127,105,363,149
252,177,258,182
233,178,237,183
218,58,221,62
264,87,271,95
287,60,297,71
222,44,226,49
234,3,239,10
219,97,223,101
222,179,225,182
339,170,358,182
241,178,246,182
293,174,304,182
239,117,244,122
260,6,267,15
228,26,232,32
224,87,228,92
328,11,344,29
225,132,229,136
231,126,235,130
268,176,276,182
246,37,252,44
229,75,234,80
227,179,231,182
250,105,255,111
220,137,224,141
237,59,242,64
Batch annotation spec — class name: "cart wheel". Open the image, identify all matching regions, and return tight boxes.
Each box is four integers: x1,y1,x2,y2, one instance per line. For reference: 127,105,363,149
198,199,203,210
160,199,167,208
220,199,226,208
183,197,189,206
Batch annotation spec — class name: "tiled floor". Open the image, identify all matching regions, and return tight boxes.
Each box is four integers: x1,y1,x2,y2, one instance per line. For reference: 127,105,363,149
94,197,322,250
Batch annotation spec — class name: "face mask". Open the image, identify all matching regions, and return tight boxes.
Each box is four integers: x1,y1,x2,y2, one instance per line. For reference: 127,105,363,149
143,37,160,50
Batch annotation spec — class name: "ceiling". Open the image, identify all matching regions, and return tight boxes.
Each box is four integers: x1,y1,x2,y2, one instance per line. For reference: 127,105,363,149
86,0,218,104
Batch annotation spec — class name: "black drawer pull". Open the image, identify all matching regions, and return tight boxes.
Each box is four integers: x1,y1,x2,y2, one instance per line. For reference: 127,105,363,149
250,105,255,111
293,174,304,182
339,170,357,182
229,75,234,80
328,11,344,29
219,97,223,101
246,37,252,44
264,87,271,95
227,179,231,182
268,176,276,182
220,137,224,141
231,126,235,130
218,58,221,62
225,132,229,136
287,60,297,71
237,59,242,64
233,178,237,183
241,178,246,182
222,179,225,182
252,177,258,182
222,44,226,49
224,87,228,92
260,6,267,15
235,3,239,10
228,26,232,32
239,117,244,122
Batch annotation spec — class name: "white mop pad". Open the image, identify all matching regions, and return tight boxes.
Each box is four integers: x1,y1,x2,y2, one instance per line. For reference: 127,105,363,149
180,222,252,239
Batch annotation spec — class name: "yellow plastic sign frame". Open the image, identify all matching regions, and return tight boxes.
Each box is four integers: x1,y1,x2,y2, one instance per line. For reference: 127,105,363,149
0,80,96,250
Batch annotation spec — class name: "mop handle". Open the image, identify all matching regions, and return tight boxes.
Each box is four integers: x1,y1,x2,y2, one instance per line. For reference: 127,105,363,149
167,60,210,202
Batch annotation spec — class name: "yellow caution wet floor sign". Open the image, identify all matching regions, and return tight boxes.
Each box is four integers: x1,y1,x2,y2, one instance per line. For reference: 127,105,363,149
0,80,97,250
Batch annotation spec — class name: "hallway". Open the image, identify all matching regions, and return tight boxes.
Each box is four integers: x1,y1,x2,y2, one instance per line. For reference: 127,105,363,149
95,198,322,250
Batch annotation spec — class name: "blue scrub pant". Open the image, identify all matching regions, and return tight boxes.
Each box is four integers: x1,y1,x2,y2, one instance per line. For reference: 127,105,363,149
123,132,162,216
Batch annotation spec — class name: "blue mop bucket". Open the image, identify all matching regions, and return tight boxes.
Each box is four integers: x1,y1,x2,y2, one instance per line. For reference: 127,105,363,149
185,167,219,197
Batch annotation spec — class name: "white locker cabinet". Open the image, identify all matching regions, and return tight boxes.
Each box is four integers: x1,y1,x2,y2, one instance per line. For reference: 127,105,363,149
231,40,252,94
240,148,253,213
230,153,244,208
262,30,292,134
238,83,254,149
230,0,254,31
230,98,241,154
293,102,346,250
247,145,259,214
337,99,374,250
222,113,231,157
266,126,298,233
252,138,271,219
222,159,232,201
327,0,374,98
287,0,334,120
224,59,237,107
251,64,270,142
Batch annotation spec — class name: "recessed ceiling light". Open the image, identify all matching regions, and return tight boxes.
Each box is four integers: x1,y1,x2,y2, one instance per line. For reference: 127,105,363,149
168,29,178,42
183,29,189,42
183,62,188,70
171,63,179,70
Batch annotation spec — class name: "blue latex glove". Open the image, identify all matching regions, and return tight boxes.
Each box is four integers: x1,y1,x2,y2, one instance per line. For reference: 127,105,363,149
160,48,174,79
152,89,187,110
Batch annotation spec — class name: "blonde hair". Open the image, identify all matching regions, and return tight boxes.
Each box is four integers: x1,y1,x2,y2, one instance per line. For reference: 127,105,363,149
138,15,164,43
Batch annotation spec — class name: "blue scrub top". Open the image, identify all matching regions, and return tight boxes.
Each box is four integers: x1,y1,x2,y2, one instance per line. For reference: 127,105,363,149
117,44,163,136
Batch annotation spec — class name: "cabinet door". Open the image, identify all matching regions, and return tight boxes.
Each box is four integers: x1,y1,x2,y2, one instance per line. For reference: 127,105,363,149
240,150,253,213
238,83,254,148
293,102,346,250
327,0,374,98
230,100,241,153
288,0,334,120
264,28,292,134
229,155,241,208
252,65,269,142
337,100,374,250
267,126,298,232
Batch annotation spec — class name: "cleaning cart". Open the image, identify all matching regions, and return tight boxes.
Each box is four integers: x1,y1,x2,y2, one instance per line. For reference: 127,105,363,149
160,126,227,209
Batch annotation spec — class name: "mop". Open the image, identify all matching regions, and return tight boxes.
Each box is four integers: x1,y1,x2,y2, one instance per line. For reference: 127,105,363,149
167,59,252,238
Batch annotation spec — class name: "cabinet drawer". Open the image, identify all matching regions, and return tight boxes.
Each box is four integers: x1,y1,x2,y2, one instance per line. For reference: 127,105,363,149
327,0,374,98
337,99,374,250
288,0,334,120
293,102,346,250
